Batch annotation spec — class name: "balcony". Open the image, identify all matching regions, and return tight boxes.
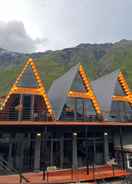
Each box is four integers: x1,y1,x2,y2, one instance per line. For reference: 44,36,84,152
0,165,129,184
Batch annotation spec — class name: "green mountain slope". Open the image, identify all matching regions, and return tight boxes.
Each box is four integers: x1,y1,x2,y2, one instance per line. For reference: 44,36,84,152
97,39,132,86
0,39,132,96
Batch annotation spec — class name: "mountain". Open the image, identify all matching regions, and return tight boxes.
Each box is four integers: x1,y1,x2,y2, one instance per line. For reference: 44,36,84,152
0,39,132,96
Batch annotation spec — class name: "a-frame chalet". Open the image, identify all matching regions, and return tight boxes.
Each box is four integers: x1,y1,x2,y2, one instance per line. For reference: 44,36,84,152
48,63,102,121
0,58,54,121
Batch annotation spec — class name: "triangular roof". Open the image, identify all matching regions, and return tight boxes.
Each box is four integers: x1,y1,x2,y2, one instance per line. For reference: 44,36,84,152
48,63,101,120
0,58,54,119
92,69,132,117
92,70,120,112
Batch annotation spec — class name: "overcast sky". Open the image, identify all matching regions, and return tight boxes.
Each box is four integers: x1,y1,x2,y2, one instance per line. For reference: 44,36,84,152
0,0,132,53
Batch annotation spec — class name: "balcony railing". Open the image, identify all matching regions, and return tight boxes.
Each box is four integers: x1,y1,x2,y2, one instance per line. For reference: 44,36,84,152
0,107,51,121
0,107,131,122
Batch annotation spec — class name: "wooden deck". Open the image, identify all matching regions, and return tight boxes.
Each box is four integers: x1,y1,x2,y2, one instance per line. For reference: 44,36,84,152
0,120,131,127
0,165,129,184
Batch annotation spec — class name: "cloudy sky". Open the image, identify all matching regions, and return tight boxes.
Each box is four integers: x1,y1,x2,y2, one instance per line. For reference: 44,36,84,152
0,0,132,53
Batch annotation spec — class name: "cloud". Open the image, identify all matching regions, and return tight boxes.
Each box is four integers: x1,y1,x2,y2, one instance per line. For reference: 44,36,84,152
0,1,132,51
31,0,132,50
0,20,46,53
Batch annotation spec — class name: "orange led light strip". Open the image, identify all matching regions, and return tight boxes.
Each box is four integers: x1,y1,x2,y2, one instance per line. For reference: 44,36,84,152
118,72,130,96
68,65,101,115
68,91,91,99
112,96,132,103
113,72,132,104
0,58,54,119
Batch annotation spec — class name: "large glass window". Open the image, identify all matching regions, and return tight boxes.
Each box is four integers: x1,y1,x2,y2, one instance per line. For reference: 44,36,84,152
71,72,86,92
60,97,97,121
110,101,132,121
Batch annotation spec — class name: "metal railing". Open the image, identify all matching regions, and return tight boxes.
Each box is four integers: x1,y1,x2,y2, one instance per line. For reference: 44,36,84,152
0,107,51,121
0,157,29,183
60,110,132,122
0,107,131,122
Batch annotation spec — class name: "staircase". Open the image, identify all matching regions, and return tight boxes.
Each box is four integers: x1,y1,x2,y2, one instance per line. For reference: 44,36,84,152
0,157,30,184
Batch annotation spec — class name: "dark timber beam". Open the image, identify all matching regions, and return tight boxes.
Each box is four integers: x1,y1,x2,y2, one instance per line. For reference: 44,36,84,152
31,95,35,120
74,98,77,121
18,94,23,121
82,100,85,121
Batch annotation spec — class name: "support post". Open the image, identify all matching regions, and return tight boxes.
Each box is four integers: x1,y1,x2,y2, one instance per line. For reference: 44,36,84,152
18,94,23,121
119,127,125,170
20,140,25,170
31,95,35,120
86,138,89,174
85,127,89,174
15,133,24,171
8,135,13,168
93,138,96,181
44,127,48,168
50,139,53,166
82,100,85,121
27,133,31,169
104,132,109,163
34,133,41,171
72,132,78,170
60,136,64,168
